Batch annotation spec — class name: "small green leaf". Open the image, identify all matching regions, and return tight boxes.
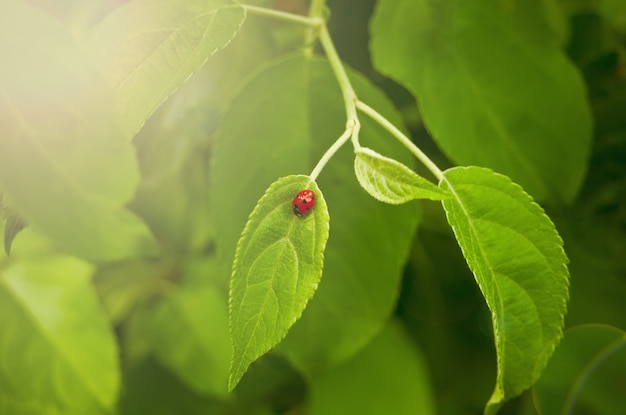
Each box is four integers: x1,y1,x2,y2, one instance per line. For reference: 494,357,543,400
85,0,246,136
0,256,120,412
439,166,569,414
229,175,329,390
354,147,449,204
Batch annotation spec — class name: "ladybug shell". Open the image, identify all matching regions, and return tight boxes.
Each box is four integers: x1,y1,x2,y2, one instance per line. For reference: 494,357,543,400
292,190,316,217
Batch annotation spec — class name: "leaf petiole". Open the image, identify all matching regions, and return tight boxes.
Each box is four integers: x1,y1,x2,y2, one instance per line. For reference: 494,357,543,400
309,124,354,181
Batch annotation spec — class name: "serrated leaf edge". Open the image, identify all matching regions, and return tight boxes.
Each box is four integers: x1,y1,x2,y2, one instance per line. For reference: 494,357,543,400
438,165,569,413
355,147,449,204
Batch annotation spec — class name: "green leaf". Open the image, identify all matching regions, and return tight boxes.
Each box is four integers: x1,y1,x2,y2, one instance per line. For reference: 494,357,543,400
370,0,592,204
0,1,158,261
0,256,120,412
533,324,626,415
354,147,449,204
439,166,569,414
210,55,419,380
151,260,231,396
85,0,245,136
308,320,436,415
228,175,329,390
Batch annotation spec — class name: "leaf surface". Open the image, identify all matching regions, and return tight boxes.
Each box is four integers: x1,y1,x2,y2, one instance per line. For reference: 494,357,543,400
354,147,449,204
152,276,231,396
228,175,329,390
308,320,436,415
439,166,569,413
0,256,119,412
371,0,592,204
85,0,245,136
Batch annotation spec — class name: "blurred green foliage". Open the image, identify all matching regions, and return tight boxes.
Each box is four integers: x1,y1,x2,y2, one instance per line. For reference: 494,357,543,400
0,0,625,414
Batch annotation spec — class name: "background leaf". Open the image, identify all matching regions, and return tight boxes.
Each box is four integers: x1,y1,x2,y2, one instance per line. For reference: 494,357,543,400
152,263,231,396
533,324,626,415
85,0,245,136
0,256,119,413
370,0,592,204
308,319,436,415
129,68,218,254
228,175,329,390
439,166,569,413
0,1,158,261
354,147,449,204
210,55,420,380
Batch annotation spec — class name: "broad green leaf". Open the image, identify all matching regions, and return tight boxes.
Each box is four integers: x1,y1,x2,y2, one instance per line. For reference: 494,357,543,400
0,256,119,413
308,320,436,415
354,147,449,204
151,260,231,396
210,55,419,380
228,175,330,390
439,166,569,414
0,1,158,261
85,0,245,136
533,324,626,415
370,0,592,204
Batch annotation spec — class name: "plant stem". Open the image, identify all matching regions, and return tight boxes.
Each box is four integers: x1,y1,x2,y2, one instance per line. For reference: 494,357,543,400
309,126,354,181
356,100,444,181
317,25,359,133
304,0,327,56
241,4,323,27
306,8,364,180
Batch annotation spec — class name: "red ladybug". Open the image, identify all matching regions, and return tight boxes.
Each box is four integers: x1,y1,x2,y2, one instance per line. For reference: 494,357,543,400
292,190,316,217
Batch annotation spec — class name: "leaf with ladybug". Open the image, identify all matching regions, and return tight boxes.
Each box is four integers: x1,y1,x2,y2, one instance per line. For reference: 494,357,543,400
228,174,329,391
354,147,449,204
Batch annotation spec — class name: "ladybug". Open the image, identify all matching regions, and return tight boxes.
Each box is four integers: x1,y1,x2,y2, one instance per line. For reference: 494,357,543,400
292,189,316,217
